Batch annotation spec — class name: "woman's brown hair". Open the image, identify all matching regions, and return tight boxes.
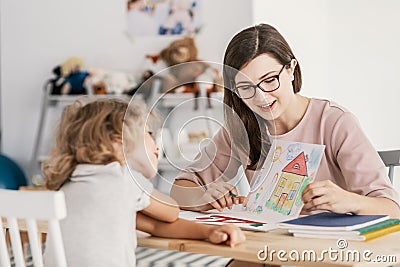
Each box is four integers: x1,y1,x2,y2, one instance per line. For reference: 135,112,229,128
223,23,302,170
42,98,150,190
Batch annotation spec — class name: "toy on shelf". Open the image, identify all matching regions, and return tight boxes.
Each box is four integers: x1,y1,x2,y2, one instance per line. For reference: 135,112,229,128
46,57,139,96
125,70,155,98
60,57,91,95
47,66,66,95
46,57,91,95
84,69,138,95
102,71,137,95
149,37,223,109
91,79,107,95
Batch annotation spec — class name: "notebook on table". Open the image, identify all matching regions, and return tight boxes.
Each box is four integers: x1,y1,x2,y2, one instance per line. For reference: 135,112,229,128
287,218,400,235
278,212,390,231
277,212,399,241
291,223,400,241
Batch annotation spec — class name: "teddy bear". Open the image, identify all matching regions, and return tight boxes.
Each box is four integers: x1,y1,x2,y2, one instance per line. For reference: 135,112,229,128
153,37,223,109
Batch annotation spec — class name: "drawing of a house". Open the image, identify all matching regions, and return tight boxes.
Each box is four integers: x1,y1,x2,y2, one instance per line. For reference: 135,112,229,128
268,152,308,214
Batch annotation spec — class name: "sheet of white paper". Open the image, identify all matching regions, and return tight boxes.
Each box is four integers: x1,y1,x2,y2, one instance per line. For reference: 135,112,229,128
179,211,277,232
179,208,278,232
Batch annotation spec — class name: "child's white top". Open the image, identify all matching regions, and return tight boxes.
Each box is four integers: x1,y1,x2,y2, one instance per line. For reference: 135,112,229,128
44,161,153,267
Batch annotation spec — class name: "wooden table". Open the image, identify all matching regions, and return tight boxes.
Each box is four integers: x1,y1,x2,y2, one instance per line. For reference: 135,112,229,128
3,219,400,266
138,228,400,266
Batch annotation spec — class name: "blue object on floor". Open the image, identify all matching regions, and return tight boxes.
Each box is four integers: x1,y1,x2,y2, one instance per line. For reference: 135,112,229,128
0,154,27,189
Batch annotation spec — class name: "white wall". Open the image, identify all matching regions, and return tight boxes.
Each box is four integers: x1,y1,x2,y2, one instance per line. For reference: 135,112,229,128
253,0,400,190
0,0,253,179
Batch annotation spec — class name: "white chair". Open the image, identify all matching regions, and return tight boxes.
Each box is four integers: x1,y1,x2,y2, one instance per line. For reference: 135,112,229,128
0,189,67,267
378,150,400,184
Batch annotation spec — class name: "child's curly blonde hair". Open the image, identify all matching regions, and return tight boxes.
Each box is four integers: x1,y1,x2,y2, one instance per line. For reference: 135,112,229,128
42,98,154,190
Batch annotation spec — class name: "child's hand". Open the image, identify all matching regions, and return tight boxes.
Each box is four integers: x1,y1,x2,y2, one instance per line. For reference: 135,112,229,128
208,224,246,247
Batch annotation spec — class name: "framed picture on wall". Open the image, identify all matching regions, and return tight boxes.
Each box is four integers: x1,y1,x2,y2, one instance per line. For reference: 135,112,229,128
126,0,202,37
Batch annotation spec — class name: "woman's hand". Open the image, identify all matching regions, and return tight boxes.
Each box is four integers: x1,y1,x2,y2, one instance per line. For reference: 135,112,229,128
201,181,245,211
302,180,360,214
208,224,246,247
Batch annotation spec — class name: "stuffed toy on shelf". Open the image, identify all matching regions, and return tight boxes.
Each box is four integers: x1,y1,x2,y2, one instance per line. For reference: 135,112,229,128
60,57,91,95
102,71,137,95
46,58,140,96
46,66,66,95
85,69,138,95
125,70,155,99
149,37,223,109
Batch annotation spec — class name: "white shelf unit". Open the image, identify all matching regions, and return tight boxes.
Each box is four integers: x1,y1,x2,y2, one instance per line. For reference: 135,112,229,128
147,86,225,194
150,90,224,166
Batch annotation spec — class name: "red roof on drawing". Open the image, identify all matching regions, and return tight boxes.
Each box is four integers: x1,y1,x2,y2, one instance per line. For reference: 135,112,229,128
282,152,308,176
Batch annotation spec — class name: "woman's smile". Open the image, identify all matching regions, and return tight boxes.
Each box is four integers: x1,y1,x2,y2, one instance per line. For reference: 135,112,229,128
256,100,276,112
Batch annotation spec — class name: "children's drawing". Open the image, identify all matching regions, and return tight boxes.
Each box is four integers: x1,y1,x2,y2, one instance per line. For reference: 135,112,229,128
246,140,325,223
179,140,325,231
272,146,283,162
250,145,284,193
287,143,302,161
127,0,202,37
267,152,307,214
178,209,277,232
249,169,265,193
196,215,265,225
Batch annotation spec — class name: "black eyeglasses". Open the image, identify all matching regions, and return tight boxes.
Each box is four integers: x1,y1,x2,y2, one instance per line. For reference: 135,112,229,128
234,64,287,99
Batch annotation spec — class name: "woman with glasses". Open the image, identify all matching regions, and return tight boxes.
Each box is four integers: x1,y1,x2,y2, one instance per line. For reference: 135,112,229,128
170,24,399,220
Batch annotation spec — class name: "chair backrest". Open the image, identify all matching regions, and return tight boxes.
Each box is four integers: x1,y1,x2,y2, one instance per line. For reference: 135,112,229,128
0,189,67,267
378,150,400,184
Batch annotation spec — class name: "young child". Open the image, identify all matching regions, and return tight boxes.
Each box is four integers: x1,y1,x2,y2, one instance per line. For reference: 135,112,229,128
42,98,245,267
